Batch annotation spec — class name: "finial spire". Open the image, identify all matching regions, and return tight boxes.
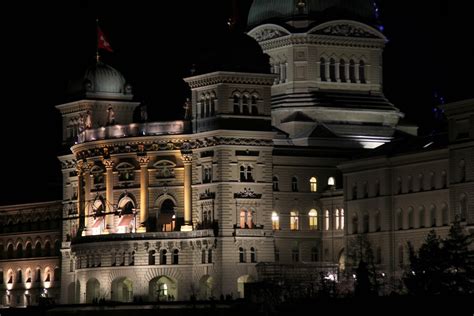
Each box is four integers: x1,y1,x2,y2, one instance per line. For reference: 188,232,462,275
96,18,100,63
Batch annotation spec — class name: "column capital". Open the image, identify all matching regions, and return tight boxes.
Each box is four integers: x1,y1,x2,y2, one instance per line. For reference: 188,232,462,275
102,158,114,169
181,151,193,164
137,155,150,167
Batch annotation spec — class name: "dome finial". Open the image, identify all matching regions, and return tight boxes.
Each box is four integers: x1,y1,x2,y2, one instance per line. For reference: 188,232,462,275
96,18,100,64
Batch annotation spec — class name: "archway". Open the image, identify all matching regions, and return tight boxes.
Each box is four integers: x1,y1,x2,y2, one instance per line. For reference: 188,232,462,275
148,276,177,301
67,282,75,304
111,277,133,302
86,278,100,303
199,275,214,299
237,275,254,298
159,199,176,232
338,249,346,272
117,195,137,234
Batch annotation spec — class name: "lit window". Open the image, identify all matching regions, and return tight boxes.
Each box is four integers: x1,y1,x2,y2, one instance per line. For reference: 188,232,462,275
335,209,340,230
327,177,335,186
325,210,330,230
340,209,344,229
290,211,299,230
310,177,317,192
239,209,254,229
271,211,280,230
308,209,318,230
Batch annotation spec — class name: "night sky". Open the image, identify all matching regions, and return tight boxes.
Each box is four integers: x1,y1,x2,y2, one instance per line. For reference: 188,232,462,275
1,0,472,205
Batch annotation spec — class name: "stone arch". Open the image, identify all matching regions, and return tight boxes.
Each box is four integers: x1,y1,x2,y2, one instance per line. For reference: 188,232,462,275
154,195,178,232
86,278,101,303
111,277,133,302
148,276,177,302
237,275,255,298
338,248,346,271
199,275,215,299
67,282,76,304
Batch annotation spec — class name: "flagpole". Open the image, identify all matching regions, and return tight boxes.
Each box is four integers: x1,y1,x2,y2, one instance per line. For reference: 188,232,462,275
96,18,100,63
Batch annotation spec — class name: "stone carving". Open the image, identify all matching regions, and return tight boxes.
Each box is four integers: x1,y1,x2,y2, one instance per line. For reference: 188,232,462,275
199,189,216,200
234,188,262,199
313,24,377,38
252,28,287,42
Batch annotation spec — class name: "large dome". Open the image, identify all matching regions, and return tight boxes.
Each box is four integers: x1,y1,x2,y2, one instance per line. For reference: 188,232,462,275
68,61,132,99
247,0,376,27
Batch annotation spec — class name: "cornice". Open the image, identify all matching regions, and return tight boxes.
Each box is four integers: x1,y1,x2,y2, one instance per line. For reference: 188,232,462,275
184,72,276,89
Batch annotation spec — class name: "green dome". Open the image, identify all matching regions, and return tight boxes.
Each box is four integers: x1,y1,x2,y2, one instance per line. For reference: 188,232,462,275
247,0,375,27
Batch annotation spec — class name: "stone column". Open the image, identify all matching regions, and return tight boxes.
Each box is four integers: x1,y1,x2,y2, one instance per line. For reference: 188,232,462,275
138,156,150,232
279,63,285,83
103,159,114,233
181,150,193,231
345,63,350,83
83,162,92,229
325,62,330,81
76,161,85,234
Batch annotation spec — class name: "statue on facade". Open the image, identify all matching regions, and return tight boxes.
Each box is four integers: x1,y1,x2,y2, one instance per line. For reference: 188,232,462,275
85,110,92,129
183,98,192,120
107,106,116,125
140,104,148,122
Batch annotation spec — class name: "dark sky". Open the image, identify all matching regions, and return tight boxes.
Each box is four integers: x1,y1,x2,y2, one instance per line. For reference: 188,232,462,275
0,0,472,205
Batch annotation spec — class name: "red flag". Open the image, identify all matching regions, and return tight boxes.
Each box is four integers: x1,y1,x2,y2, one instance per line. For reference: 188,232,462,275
97,27,113,52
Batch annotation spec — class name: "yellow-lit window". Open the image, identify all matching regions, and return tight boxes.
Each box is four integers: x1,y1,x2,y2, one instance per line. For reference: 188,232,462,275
310,177,317,192
335,209,340,230
325,210,330,230
308,209,318,230
290,211,299,230
271,211,280,230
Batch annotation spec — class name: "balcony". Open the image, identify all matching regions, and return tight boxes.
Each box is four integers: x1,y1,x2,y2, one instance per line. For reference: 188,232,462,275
77,121,191,143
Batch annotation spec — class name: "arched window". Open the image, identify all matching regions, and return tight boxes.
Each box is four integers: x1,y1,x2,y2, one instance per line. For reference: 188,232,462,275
459,160,466,182
376,247,382,264
408,207,414,229
148,250,155,265
375,211,381,232
329,58,336,82
290,211,299,230
291,246,299,262
320,57,327,81
25,243,32,258
398,245,404,267
34,241,41,257
349,59,356,83
335,209,340,230
292,176,298,192
25,269,32,283
272,176,279,191
340,209,345,230
459,193,467,221
441,203,449,225
35,268,41,283
233,95,240,114
239,247,246,263
308,209,318,230
430,171,436,190
242,96,249,114
362,213,369,233
339,59,346,82
54,240,61,256
7,244,13,259
430,205,437,227
419,206,425,228
325,210,330,230
160,249,167,265
418,173,424,191
16,243,23,258
172,249,179,265
396,177,402,194
251,96,258,115
397,209,403,230
407,176,413,193
310,177,317,192
359,60,366,83
210,96,216,116
328,177,335,186
205,98,210,117
311,247,319,262
271,211,280,230
201,249,206,264
208,249,213,263
441,170,447,188
352,214,358,234
250,247,256,263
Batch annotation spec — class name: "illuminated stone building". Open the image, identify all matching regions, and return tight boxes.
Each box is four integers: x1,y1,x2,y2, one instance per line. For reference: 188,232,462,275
1,0,472,306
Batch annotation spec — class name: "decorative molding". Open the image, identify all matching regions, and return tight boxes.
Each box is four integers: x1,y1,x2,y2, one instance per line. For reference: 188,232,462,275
137,156,150,167
311,24,378,38
252,28,288,42
199,190,216,200
234,188,262,199
184,72,275,89
102,158,114,169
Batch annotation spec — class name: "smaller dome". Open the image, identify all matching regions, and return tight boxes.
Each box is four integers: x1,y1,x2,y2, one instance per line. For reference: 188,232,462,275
67,61,132,99
83,62,126,93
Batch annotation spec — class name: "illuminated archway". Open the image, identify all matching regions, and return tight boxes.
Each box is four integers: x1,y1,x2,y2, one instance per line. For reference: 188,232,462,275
148,276,177,301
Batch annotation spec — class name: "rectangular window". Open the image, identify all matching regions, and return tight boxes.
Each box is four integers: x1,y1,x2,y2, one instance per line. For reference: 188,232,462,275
290,212,299,230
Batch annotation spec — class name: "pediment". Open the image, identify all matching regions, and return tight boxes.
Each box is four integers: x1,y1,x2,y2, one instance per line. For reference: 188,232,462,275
309,20,386,40
248,24,291,42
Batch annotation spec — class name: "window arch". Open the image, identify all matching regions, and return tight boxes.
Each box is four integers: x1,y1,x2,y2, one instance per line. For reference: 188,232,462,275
172,249,179,265
148,250,155,265
250,247,256,263
34,241,41,257
430,205,437,227
320,57,327,81
290,211,299,230
408,207,414,229
271,211,280,230
251,95,258,115
239,247,246,263
25,242,32,258
418,173,424,191
310,177,317,192
339,59,346,82
419,206,426,228
16,243,23,258
335,209,340,230
292,176,298,192
359,60,366,83
308,209,318,230
242,95,249,114
160,249,167,265
429,171,436,190
441,170,447,188
233,95,240,114
116,162,135,182
329,58,336,82
325,210,330,230
349,59,356,83
272,176,279,191
374,210,381,232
